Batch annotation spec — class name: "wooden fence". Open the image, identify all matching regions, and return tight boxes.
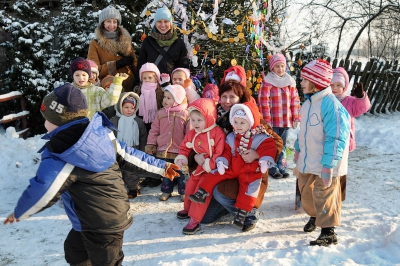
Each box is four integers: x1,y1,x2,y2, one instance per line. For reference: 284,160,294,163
330,58,400,114
0,91,30,139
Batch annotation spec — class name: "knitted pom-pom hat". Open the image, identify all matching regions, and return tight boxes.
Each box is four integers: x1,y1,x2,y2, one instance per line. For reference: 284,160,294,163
269,53,286,71
301,59,333,90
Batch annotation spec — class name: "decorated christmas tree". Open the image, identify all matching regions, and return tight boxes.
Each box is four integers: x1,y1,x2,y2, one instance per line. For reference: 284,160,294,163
138,0,296,96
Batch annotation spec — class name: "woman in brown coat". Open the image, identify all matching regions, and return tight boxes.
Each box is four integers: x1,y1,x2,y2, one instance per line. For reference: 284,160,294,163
87,5,137,91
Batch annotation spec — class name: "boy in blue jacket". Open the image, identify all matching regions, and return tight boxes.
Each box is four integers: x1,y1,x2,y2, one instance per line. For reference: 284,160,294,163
3,84,179,266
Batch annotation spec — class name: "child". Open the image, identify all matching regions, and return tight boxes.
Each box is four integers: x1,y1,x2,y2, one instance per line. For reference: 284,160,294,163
101,74,115,91
174,98,226,234
258,53,301,179
202,83,220,105
294,59,350,246
135,62,164,133
331,67,371,201
171,68,200,104
188,100,277,229
70,57,124,120
109,92,148,199
3,84,179,265
87,59,100,86
146,85,190,201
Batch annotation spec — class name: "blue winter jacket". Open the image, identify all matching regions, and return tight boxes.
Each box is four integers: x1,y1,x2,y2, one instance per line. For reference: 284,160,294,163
294,87,350,176
13,112,167,233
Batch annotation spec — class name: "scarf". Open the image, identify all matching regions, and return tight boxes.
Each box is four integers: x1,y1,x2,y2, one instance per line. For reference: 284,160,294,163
235,125,269,154
263,72,296,88
103,30,118,41
150,28,178,47
139,83,158,123
217,105,229,118
117,114,139,147
164,103,188,122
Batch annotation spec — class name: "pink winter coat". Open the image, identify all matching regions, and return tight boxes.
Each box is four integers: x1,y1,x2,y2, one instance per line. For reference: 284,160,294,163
334,67,371,152
146,107,190,159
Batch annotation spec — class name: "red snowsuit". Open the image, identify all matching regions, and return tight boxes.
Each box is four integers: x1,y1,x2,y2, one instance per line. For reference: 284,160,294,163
174,98,226,222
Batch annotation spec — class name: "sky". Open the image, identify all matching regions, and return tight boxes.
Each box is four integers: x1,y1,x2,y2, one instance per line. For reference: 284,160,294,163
1,111,399,265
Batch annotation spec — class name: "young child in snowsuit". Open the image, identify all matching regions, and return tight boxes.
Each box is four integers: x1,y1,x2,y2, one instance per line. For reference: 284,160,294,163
202,83,220,105
109,92,148,199
188,100,277,229
3,84,179,265
174,98,226,234
146,84,190,202
331,67,371,201
294,59,350,246
258,53,301,178
70,57,123,120
87,59,101,86
171,68,200,104
134,62,164,133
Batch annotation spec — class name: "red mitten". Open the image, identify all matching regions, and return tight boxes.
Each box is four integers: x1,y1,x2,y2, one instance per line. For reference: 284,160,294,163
4,213,19,225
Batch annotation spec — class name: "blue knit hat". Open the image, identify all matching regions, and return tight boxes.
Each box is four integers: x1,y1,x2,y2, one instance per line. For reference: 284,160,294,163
153,6,172,25
99,5,122,25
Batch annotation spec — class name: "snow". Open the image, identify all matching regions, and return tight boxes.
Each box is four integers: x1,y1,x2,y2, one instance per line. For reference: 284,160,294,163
0,91,22,100
1,113,400,265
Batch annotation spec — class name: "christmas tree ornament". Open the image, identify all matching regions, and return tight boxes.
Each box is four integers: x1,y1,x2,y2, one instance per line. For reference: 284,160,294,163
247,80,253,88
145,10,151,17
195,44,200,51
218,60,222,66
238,32,244,39
192,55,198,67
211,58,217,64
231,59,237,66
290,66,294,71
275,17,280,24
236,25,243,32
140,33,147,41
193,49,197,55
234,10,240,16
298,59,302,66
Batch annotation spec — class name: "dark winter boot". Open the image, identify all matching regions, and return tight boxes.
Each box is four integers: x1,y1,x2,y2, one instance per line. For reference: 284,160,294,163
310,227,338,246
128,189,140,199
188,188,209,204
233,209,248,229
303,217,317,232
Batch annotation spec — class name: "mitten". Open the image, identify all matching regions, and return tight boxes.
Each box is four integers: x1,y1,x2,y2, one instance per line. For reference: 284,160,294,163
321,167,333,188
145,145,157,155
160,73,170,85
294,150,299,164
183,78,192,88
217,161,228,175
351,82,365,98
4,213,19,225
292,121,300,129
176,159,184,169
113,73,128,86
164,162,180,181
259,160,270,174
116,56,134,69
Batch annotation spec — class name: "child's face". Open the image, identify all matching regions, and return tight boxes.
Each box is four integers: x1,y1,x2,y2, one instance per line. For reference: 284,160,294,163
44,120,58,133
330,82,344,96
141,72,158,83
172,71,186,86
301,79,316,94
233,117,250,134
122,103,135,117
103,19,118,32
73,70,89,86
190,112,206,132
220,90,240,111
163,90,175,108
91,72,98,81
155,20,172,34
272,62,286,77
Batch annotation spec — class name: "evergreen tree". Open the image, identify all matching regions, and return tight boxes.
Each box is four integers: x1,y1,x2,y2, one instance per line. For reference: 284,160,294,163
0,0,54,135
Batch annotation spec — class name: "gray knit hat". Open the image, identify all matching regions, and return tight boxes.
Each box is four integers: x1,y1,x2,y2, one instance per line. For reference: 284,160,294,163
99,5,121,25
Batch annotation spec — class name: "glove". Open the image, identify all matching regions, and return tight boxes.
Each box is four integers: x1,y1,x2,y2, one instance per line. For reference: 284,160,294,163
321,167,333,188
164,162,180,181
217,161,228,175
176,159,184,169
116,56,133,69
351,82,365,98
292,121,300,129
183,78,192,88
259,160,269,174
4,213,19,225
294,150,299,164
160,73,170,85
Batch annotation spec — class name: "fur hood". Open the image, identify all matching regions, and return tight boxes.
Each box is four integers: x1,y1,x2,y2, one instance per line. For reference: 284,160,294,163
95,25,133,56
115,92,140,115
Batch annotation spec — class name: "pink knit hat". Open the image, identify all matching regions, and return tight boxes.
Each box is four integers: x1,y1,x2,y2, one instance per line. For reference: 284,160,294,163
139,63,161,82
171,68,191,79
269,53,286,71
332,67,350,93
202,83,219,104
301,59,333,90
87,59,99,75
165,84,186,104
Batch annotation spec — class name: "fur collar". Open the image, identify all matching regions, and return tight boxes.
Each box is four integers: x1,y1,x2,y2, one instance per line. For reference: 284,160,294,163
95,25,132,56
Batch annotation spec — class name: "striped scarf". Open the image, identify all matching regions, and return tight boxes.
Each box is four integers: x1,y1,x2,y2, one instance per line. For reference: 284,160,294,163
234,125,269,154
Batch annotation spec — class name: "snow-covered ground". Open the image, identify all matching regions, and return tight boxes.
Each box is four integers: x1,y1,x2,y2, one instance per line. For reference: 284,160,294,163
1,112,399,265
